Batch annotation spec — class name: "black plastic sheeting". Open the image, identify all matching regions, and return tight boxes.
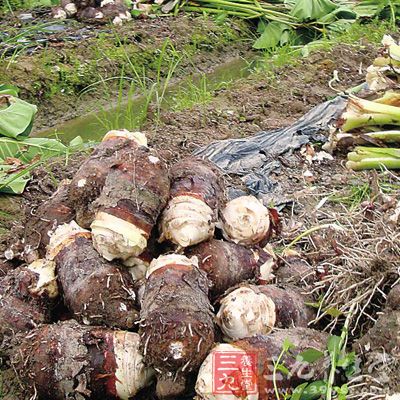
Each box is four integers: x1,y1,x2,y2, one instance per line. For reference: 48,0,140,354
194,95,348,207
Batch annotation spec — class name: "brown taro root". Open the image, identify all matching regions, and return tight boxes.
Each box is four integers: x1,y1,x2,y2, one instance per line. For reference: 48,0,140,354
24,179,75,261
385,284,400,311
68,130,147,229
357,285,400,355
139,254,215,399
49,221,139,329
275,250,317,286
159,157,223,248
216,284,315,341
17,320,154,400
357,309,400,355
185,239,274,300
90,142,170,262
196,328,328,400
0,259,57,350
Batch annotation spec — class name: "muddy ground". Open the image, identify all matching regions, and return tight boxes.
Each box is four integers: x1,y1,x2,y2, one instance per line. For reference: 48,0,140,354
1,8,251,130
1,12,400,399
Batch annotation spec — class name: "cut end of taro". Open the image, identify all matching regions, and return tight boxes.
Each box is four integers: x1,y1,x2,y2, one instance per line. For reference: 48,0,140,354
113,331,155,399
216,286,276,341
257,253,276,284
195,343,258,400
27,259,58,299
386,394,400,400
91,211,148,261
52,7,67,19
102,129,148,147
160,195,215,247
47,221,90,259
146,254,198,278
64,2,77,16
221,196,270,246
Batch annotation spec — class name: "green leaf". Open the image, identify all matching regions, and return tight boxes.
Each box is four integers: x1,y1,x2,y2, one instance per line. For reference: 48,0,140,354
0,84,19,97
257,19,268,34
283,337,296,352
337,351,355,368
290,382,309,400
253,22,292,50
0,165,31,194
334,383,349,400
325,307,342,317
290,0,338,21
296,348,324,363
0,95,37,138
276,363,290,375
326,19,355,35
352,0,390,17
0,137,67,163
327,335,341,357
317,6,357,23
69,136,84,149
299,380,327,400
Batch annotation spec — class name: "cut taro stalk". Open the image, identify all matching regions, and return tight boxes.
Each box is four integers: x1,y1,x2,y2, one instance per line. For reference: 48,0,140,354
48,221,140,329
159,157,223,248
15,320,154,400
216,284,315,341
90,143,170,262
68,129,148,229
139,254,215,399
185,239,274,300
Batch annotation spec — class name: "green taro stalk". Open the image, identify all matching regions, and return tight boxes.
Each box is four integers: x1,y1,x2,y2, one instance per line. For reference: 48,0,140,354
340,93,400,132
346,146,400,171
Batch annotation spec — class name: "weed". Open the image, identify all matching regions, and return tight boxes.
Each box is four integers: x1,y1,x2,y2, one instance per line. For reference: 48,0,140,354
171,74,213,111
1,0,56,13
330,182,372,210
272,307,356,400
255,19,395,81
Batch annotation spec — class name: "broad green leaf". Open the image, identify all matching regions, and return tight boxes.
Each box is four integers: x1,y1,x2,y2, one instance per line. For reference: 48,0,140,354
69,136,84,149
327,335,341,357
352,0,390,17
296,348,324,363
0,165,31,194
0,137,67,163
257,19,268,34
253,22,292,49
290,0,338,21
0,84,19,97
317,6,357,23
326,19,355,35
0,95,37,138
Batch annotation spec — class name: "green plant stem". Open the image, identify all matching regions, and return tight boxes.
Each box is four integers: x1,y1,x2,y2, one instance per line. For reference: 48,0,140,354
337,130,400,144
273,348,286,400
346,157,400,171
326,304,355,400
284,224,340,250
